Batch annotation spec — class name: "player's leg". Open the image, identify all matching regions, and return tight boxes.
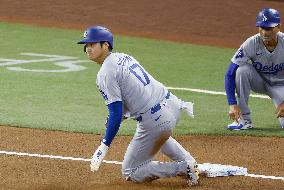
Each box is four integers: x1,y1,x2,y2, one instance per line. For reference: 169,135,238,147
121,124,189,182
267,85,284,128
160,136,196,163
159,136,199,185
159,94,199,185
235,64,267,122
159,94,195,162
122,95,197,184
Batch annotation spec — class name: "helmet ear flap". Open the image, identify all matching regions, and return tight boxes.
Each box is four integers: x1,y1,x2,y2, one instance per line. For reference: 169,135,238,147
84,44,87,53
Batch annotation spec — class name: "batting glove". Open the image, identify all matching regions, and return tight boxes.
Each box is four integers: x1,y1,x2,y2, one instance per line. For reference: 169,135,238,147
90,142,109,172
181,101,194,118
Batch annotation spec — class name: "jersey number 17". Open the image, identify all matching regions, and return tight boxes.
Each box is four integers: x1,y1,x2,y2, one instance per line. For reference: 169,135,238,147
129,63,150,86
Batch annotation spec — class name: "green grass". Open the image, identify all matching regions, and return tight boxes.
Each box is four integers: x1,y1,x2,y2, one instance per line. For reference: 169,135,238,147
0,22,283,137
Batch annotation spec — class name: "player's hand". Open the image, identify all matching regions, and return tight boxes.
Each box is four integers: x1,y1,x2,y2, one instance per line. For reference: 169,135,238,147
122,112,130,121
228,105,242,121
90,142,109,172
275,102,284,118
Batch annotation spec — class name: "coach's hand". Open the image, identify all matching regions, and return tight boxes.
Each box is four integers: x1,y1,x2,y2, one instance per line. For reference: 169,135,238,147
90,142,109,172
229,105,242,121
276,102,284,118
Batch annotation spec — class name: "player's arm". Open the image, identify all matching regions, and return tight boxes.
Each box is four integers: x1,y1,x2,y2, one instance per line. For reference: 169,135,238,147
224,62,241,121
225,39,253,121
90,101,123,172
103,101,123,146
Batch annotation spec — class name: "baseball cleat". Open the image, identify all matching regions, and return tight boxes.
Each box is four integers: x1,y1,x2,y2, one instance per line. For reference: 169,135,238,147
227,119,253,130
186,161,199,186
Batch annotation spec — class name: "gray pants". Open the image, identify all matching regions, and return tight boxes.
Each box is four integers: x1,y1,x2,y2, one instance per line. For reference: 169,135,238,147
122,94,196,182
236,64,284,127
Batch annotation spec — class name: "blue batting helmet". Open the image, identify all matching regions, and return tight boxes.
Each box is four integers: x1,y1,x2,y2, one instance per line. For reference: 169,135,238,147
77,26,113,49
256,8,281,27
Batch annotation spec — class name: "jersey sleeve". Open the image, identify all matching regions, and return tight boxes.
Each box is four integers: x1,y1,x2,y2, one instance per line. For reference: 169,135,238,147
96,68,122,105
231,38,254,66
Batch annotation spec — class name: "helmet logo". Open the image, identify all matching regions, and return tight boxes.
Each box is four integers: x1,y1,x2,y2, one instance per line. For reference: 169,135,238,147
83,31,89,38
262,14,268,22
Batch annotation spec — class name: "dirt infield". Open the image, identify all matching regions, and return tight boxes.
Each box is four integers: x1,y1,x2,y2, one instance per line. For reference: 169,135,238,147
0,0,284,189
1,126,283,190
1,0,284,48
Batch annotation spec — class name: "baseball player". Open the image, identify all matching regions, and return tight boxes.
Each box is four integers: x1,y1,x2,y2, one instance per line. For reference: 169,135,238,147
225,8,284,130
77,26,199,186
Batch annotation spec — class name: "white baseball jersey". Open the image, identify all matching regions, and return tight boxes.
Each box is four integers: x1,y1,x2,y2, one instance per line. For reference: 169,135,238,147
231,32,284,85
96,52,167,117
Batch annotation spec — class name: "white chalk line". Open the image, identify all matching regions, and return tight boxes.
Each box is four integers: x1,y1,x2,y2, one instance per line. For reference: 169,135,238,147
246,174,284,180
0,150,122,165
0,150,283,181
166,87,277,180
167,87,270,99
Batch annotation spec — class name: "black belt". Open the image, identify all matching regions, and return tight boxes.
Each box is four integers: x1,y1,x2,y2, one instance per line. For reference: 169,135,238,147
136,91,170,122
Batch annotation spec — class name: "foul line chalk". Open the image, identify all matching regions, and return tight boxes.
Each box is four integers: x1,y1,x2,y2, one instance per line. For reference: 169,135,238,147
246,174,284,180
0,150,122,165
166,87,270,99
0,150,283,181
